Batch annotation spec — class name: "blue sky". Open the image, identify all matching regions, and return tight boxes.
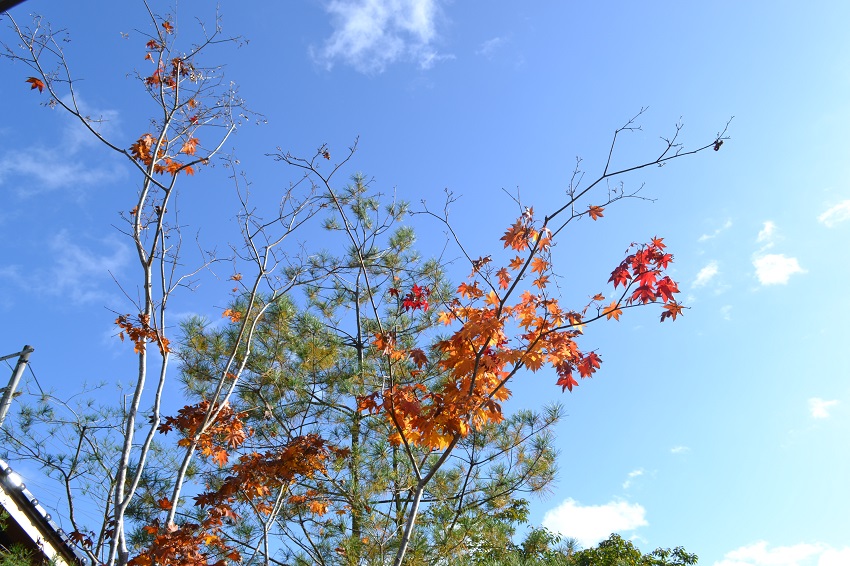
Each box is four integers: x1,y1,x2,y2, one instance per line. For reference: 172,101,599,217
2,2,850,565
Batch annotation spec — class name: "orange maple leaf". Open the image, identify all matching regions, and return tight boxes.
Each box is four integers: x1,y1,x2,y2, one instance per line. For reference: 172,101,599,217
604,301,622,321
25,77,45,93
373,332,397,355
211,449,228,467
660,302,685,322
162,21,174,34
496,267,511,290
222,309,242,323
164,159,183,175
588,205,605,220
485,290,501,307
180,137,200,155
501,221,529,251
457,281,483,299
531,257,548,274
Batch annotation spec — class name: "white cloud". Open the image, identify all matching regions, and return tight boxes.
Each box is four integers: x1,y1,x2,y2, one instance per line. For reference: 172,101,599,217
47,231,130,303
542,498,647,548
698,219,732,242
314,0,447,73
0,230,130,305
622,469,643,489
753,254,805,285
670,445,690,454
714,541,850,566
476,36,505,57
817,200,850,228
693,261,719,288
757,221,777,245
808,397,839,419
0,97,123,198
0,146,122,197
751,222,804,286
720,305,732,320
820,548,850,566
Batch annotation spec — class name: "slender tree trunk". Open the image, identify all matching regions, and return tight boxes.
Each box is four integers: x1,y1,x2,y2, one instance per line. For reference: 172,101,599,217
350,412,362,563
392,444,403,531
392,483,424,566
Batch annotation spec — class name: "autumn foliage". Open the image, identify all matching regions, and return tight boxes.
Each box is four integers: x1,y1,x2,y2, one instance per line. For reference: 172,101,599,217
4,5,730,565
129,132,198,177
358,205,683,457
158,401,251,467
143,196,686,565
116,313,171,354
134,404,346,566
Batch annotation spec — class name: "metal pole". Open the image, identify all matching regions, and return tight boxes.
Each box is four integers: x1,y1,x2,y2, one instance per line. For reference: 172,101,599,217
0,345,34,428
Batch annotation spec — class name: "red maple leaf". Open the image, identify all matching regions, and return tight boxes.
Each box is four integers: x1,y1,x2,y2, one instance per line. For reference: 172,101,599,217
655,276,679,303
608,265,631,288
577,352,601,378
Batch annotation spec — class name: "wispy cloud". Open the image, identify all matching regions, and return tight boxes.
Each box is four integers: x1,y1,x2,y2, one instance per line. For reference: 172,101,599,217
698,219,732,242
0,230,130,305
670,445,690,454
0,97,124,198
753,254,805,285
713,541,850,566
808,397,839,419
720,305,732,321
313,0,448,73
476,36,505,57
622,469,644,489
817,200,850,228
756,221,777,246
693,261,719,288
542,498,647,548
0,147,122,197
49,231,130,303
752,222,805,286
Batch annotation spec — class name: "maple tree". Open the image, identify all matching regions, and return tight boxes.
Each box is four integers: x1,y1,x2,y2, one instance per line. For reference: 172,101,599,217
0,4,730,566
0,7,296,566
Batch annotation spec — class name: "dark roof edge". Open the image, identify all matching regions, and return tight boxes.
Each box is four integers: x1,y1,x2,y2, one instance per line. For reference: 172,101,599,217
0,458,87,565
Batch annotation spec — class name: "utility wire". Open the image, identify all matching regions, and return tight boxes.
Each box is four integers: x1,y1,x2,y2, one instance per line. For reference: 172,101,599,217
27,361,46,397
